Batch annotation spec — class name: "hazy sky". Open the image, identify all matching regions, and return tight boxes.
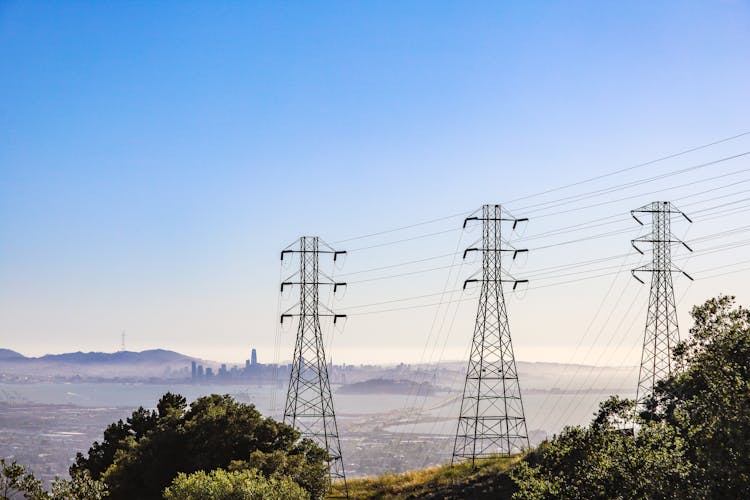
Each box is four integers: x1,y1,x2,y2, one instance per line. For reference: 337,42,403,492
2,1,750,367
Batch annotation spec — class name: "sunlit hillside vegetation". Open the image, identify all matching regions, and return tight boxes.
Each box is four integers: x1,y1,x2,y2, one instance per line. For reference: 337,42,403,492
344,455,521,499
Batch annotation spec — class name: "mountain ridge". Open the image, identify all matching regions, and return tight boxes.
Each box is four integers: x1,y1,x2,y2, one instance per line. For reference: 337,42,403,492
0,348,197,364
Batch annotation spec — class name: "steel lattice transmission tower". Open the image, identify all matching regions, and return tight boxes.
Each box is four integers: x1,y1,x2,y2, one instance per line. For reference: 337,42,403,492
280,236,348,496
452,204,530,465
631,201,693,409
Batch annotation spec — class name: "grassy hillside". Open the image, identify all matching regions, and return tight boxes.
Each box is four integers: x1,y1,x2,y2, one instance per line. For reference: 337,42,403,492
342,455,522,499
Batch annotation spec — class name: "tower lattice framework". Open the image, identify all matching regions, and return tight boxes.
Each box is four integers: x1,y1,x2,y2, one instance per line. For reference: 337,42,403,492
631,201,692,409
281,236,348,495
453,204,530,465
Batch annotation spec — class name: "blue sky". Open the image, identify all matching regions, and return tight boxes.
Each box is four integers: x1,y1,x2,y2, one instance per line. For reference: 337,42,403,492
1,1,750,365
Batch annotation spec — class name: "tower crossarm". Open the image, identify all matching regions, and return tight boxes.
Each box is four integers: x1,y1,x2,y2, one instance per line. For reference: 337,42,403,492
463,206,529,230
463,247,529,260
280,279,347,293
631,201,692,225
463,277,529,290
281,241,347,262
631,265,694,284
631,236,693,255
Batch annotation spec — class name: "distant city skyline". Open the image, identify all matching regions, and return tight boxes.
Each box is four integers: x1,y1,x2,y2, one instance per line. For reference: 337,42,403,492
2,2,750,365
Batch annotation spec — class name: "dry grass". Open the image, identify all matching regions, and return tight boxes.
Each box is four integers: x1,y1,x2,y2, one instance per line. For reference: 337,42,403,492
339,455,522,499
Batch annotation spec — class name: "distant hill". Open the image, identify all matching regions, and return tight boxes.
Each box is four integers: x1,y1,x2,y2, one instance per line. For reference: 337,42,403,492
36,349,194,364
0,348,199,379
338,378,437,396
0,349,25,361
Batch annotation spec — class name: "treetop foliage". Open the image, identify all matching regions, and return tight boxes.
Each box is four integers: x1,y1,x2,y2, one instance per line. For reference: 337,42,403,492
72,393,328,500
163,468,309,500
1,460,107,500
511,295,750,499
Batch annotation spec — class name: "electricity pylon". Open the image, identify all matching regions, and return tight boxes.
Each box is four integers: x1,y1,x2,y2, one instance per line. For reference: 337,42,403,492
452,204,530,465
631,201,693,410
280,236,348,496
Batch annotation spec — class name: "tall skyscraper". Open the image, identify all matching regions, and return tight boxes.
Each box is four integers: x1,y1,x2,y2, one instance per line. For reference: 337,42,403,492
251,348,258,366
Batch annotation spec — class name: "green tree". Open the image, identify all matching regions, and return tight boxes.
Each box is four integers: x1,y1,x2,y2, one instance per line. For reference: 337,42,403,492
650,295,750,496
162,468,309,500
73,393,328,500
71,419,131,480
511,399,697,499
1,460,107,500
1,460,44,500
512,295,750,499
48,471,109,500
227,438,329,500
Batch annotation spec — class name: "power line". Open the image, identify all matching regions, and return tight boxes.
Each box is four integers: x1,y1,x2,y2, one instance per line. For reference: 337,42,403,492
542,219,696,431
336,197,750,282
326,130,750,246
531,156,750,219
341,180,750,276
333,211,471,244
535,272,643,430
342,225,750,313
338,252,456,277
348,227,462,252
515,152,750,214
390,226,469,451
550,275,698,431
516,165,750,241
699,264,750,280
343,236,750,317
337,153,750,265
504,130,750,206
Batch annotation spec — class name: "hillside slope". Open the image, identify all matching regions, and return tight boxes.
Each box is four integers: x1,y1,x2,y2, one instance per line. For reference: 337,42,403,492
344,455,521,499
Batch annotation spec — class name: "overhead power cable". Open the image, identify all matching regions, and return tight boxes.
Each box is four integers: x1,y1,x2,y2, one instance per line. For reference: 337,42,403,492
515,153,750,214
329,130,750,245
504,130,750,206
343,236,750,315
531,155,750,219
338,197,750,281
348,227,462,252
